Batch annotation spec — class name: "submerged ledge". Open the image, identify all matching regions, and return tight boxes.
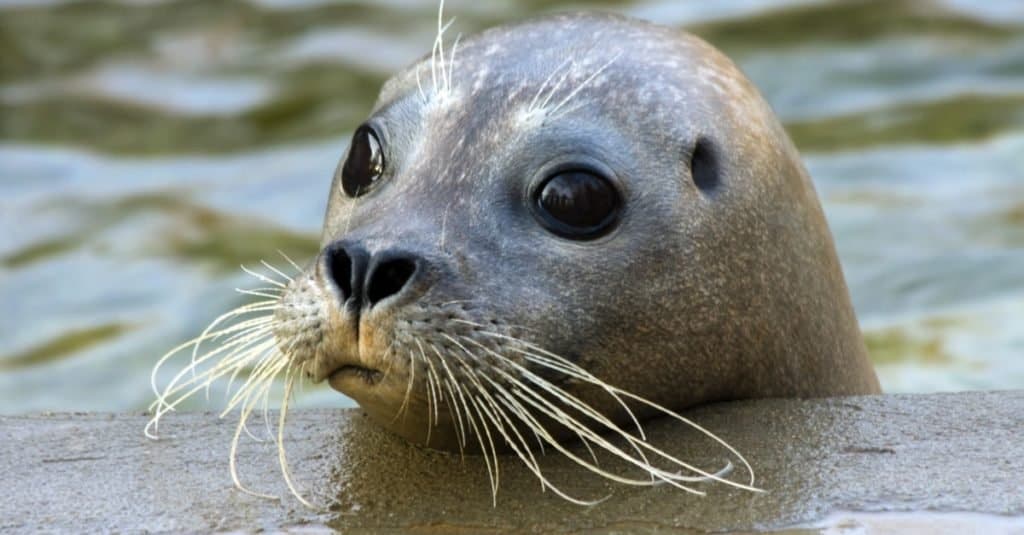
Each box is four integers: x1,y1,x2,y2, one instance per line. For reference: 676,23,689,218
1,391,1022,533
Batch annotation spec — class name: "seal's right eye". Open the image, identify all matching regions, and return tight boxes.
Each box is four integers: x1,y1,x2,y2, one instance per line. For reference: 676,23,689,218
341,125,385,198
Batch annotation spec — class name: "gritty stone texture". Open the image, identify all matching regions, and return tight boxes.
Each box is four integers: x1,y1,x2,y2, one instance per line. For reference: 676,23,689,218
1,391,1022,533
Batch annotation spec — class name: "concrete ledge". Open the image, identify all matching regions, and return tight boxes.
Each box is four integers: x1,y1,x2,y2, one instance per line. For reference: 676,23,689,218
2,391,1022,533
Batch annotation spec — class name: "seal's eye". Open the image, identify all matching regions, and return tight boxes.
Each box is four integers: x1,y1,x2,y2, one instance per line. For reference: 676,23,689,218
341,125,385,198
533,170,621,240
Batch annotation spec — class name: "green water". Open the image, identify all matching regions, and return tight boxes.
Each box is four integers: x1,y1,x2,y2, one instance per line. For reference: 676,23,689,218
2,0,1023,412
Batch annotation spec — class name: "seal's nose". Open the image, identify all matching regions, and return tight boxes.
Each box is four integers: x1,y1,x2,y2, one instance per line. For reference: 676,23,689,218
323,242,421,310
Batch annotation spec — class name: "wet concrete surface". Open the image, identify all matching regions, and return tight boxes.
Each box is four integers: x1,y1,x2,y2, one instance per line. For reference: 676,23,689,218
2,391,1022,533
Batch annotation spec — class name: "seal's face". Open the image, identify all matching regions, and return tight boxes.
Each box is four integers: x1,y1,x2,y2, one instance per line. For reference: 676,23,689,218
272,14,878,450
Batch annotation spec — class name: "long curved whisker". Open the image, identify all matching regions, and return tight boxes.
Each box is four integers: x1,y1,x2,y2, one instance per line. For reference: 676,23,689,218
414,340,440,445
147,330,277,436
498,353,741,487
452,332,759,492
441,341,615,504
149,300,276,402
482,375,617,504
451,338,683,486
277,368,316,508
455,333,649,459
500,343,756,488
449,347,589,501
229,377,281,502
147,258,325,508
431,344,470,453
393,350,417,423
153,326,275,412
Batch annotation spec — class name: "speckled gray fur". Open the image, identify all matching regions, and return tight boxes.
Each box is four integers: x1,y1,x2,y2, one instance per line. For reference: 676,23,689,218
274,12,880,449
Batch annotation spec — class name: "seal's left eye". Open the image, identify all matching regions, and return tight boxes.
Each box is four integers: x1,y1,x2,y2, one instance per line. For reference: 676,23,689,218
533,170,621,240
341,125,384,198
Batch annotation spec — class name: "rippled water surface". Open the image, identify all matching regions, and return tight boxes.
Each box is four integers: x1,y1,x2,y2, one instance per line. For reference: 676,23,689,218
2,0,1023,412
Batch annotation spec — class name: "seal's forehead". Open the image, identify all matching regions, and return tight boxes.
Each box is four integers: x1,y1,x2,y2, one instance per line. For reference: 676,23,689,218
375,12,757,114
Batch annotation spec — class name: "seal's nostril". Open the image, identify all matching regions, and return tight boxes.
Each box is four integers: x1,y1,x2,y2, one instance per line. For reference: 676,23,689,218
325,246,353,301
366,257,416,307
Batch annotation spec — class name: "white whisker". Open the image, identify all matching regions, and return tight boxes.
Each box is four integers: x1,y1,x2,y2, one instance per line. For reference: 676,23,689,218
432,344,470,452
447,33,462,93
241,265,286,288
277,250,303,273
451,331,758,493
536,59,577,113
236,288,283,300
260,260,294,284
393,350,417,423
277,368,316,508
229,382,281,501
528,56,574,113
547,51,622,119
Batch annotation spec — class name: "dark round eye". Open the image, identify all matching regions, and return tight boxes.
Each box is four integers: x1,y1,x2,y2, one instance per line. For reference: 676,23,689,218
533,170,621,239
340,125,384,198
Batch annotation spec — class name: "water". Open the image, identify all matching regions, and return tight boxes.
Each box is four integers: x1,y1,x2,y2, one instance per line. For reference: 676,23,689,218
1,0,1022,413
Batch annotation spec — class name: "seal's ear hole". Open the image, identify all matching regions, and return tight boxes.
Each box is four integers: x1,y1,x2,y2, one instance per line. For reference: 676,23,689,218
690,138,720,194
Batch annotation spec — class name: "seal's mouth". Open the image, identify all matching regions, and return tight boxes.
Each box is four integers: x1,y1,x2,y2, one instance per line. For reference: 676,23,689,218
328,364,384,389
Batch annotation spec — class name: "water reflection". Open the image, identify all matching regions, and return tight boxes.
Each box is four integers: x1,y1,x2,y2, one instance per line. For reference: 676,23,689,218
1,0,1022,412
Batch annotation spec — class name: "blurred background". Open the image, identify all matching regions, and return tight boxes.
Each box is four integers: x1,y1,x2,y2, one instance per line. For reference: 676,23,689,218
1,0,1023,413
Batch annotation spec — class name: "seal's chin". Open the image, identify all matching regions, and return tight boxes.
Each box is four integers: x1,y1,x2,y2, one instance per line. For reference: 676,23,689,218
328,364,384,391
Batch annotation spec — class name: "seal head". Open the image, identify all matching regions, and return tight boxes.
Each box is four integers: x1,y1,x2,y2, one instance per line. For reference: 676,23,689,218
274,12,880,451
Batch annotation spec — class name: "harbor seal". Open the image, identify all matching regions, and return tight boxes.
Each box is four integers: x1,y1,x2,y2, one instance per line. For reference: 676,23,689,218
148,11,880,506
